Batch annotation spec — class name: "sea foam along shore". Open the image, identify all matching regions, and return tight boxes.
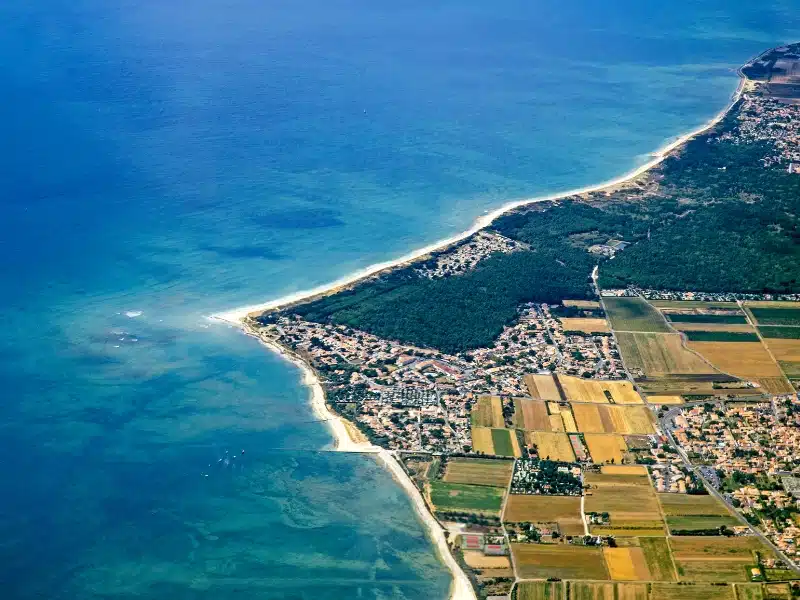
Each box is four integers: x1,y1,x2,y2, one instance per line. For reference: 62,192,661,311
212,71,746,325
237,322,478,600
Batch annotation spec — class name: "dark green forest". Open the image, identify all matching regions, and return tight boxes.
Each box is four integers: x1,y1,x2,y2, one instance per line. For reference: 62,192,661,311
281,94,800,353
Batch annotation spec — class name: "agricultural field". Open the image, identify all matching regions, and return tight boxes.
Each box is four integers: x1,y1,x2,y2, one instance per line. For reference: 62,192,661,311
663,312,748,325
649,583,735,600
646,395,685,405
564,299,602,309
526,373,563,401
531,431,576,462
442,458,514,488
670,323,756,333
616,584,649,600
748,307,800,326
604,297,672,333
758,326,800,339
687,341,791,392
561,318,610,333
462,550,512,571
658,494,739,533
492,427,521,457
684,331,761,342
514,398,551,430
516,581,564,600
561,409,579,432
616,332,719,378
571,404,655,435
429,481,505,514
503,494,584,535
550,413,566,432
511,543,610,580
670,536,763,582
650,301,741,310
560,376,644,404
585,470,665,535
735,584,764,600
584,433,628,464
603,547,651,580
640,537,677,581
471,426,495,454
569,582,616,600
758,337,800,378
471,395,505,428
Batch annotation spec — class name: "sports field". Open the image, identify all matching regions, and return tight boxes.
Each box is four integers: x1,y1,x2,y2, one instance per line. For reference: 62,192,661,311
429,481,505,514
584,433,628,464
616,332,717,377
503,494,584,535
604,297,672,333
442,458,514,488
525,373,563,401
511,543,610,580
560,376,643,404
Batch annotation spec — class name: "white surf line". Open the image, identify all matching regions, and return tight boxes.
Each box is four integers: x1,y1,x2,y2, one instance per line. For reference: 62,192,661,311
212,74,745,325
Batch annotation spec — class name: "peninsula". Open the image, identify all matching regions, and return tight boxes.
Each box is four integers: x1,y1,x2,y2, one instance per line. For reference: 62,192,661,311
217,44,800,600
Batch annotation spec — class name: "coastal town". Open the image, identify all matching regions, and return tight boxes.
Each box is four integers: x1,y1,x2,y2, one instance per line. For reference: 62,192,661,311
230,43,800,600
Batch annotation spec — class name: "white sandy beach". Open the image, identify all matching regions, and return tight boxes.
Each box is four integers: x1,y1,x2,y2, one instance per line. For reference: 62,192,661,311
212,66,751,600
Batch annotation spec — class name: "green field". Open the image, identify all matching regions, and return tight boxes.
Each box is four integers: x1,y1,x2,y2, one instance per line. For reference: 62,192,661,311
750,308,800,326
667,515,740,532
640,537,677,581
429,481,504,513
665,313,747,324
491,428,515,457
516,581,564,600
737,584,765,600
759,326,800,339
604,297,672,333
649,583,735,600
684,331,760,342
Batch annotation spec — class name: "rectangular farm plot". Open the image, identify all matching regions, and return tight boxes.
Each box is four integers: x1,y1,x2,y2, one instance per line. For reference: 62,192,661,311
617,332,719,378
561,317,610,333
503,495,584,535
511,543,610,580
664,312,748,324
604,296,671,333
429,481,504,514
525,373,563,401
748,307,800,326
442,458,514,488
549,414,566,432
616,584,649,600
514,398,551,430
516,581,564,600
603,547,652,581
649,583,735,600
760,338,800,378
491,428,520,457
670,536,763,582
687,341,786,380
471,426,495,454
646,395,685,405
585,434,628,464
684,331,760,342
571,404,655,435
658,493,739,532
560,376,643,404
585,471,665,535
471,395,505,428
532,432,575,462
640,537,677,581
569,582,615,600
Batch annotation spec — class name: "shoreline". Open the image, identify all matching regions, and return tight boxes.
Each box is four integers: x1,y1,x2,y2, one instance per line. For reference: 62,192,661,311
239,320,477,600
213,55,759,600
213,71,746,325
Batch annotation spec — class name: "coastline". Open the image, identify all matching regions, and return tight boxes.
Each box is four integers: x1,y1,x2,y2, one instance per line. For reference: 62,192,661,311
213,71,746,325
213,58,756,600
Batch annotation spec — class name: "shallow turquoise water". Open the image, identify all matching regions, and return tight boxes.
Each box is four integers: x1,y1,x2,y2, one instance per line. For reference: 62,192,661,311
1,1,799,597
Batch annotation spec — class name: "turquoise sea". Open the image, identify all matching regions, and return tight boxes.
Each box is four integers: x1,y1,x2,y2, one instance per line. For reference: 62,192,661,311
1,1,799,598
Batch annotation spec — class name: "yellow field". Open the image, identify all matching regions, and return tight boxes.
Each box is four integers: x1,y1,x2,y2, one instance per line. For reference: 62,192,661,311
763,338,800,377
571,404,655,435
525,374,562,401
585,471,664,533
549,414,566,432
564,299,602,308
472,395,506,428
570,582,615,600
561,409,578,432
649,583,735,600
754,377,795,394
443,458,514,487
617,332,718,377
561,317,610,333
560,377,643,404
657,493,733,517
548,401,561,414
616,584,649,600
511,544,610,580
602,465,648,475
471,426,494,454
510,430,522,457
462,550,511,569
687,341,784,378
603,547,651,581
585,434,628,464
670,536,763,582
503,495,584,535
646,395,685,405
532,431,575,462
515,398,551,430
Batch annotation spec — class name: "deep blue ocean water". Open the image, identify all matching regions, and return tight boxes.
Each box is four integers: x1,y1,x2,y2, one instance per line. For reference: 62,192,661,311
2,1,799,598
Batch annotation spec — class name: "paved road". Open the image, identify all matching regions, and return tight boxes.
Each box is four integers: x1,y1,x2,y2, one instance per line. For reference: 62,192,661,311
659,402,800,573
